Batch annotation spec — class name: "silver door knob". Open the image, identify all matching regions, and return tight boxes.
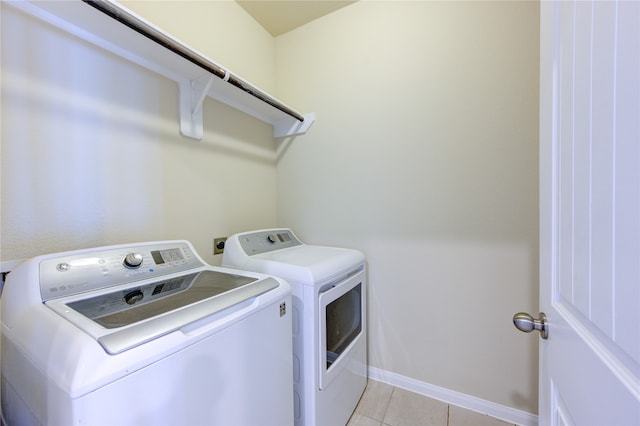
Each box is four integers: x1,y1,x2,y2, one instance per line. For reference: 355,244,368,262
513,312,548,339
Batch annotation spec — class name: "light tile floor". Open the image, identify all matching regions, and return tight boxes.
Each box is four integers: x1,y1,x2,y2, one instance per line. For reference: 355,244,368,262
347,380,516,426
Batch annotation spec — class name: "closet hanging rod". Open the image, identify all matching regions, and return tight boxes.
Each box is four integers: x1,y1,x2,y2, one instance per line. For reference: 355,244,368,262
82,0,305,123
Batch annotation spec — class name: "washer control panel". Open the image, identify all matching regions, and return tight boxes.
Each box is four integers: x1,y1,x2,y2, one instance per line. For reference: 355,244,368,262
236,229,302,255
39,241,204,301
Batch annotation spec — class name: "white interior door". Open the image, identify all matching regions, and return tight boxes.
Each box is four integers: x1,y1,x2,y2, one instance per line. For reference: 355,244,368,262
538,0,639,425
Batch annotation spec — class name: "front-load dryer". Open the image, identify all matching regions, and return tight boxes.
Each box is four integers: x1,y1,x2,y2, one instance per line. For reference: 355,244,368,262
1,240,293,426
222,228,367,426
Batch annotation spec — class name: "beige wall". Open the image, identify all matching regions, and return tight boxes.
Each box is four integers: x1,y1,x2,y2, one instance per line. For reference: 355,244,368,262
121,0,276,93
275,0,540,414
0,1,277,265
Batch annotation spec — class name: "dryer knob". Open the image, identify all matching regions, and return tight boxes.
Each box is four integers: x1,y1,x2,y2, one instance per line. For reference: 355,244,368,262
267,233,278,243
123,253,143,269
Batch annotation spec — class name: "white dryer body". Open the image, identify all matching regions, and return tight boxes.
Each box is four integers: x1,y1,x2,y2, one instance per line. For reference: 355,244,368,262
223,229,367,426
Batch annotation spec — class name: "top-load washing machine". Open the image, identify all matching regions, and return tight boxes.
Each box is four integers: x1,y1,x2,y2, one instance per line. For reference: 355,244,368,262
1,240,294,426
222,228,367,426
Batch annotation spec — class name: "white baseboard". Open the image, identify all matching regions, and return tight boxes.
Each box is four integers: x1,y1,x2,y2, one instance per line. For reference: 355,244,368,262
367,366,538,426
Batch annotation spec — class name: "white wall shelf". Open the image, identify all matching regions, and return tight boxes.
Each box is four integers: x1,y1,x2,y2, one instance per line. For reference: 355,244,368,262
8,0,314,140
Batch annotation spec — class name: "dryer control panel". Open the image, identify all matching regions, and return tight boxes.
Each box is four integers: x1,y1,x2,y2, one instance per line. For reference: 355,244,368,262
39,241,205,301
232,229,302,256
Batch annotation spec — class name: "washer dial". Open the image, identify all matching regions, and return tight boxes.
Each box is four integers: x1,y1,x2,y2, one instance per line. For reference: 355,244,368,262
123,253,143,269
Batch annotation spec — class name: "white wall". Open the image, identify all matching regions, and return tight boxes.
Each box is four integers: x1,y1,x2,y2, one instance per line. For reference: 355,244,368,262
275,0,540,415
0,1,277,266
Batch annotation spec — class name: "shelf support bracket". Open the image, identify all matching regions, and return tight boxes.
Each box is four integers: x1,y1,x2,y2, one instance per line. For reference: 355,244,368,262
273,112,316,139
178,75,214,140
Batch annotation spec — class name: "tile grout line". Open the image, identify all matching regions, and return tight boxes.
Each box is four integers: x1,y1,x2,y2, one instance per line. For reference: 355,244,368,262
359,380,522,426
382,385,396,425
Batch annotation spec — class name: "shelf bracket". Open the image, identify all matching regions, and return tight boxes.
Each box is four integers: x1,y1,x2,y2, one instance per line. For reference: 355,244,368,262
9,1,315,142
273,113,315,139
178,75,214,140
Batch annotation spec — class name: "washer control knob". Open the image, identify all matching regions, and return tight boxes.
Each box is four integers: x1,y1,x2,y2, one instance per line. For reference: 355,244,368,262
123,289,144,305
56,262,71,272
123,253,143,269
267,233,278,243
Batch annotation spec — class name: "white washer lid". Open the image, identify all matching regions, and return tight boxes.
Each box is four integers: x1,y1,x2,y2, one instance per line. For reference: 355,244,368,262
243,245,365,284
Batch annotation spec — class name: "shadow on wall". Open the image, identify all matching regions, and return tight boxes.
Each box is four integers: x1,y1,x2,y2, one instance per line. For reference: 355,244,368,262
365,237,539,413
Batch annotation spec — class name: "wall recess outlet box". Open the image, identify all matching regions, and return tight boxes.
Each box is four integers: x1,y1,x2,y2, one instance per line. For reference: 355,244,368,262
213,237,227,255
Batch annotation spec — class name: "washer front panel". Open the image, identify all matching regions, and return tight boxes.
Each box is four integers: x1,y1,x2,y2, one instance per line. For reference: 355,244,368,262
39,241,204,301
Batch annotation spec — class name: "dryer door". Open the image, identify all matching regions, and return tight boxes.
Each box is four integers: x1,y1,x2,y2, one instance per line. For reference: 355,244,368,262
318,268,365,390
